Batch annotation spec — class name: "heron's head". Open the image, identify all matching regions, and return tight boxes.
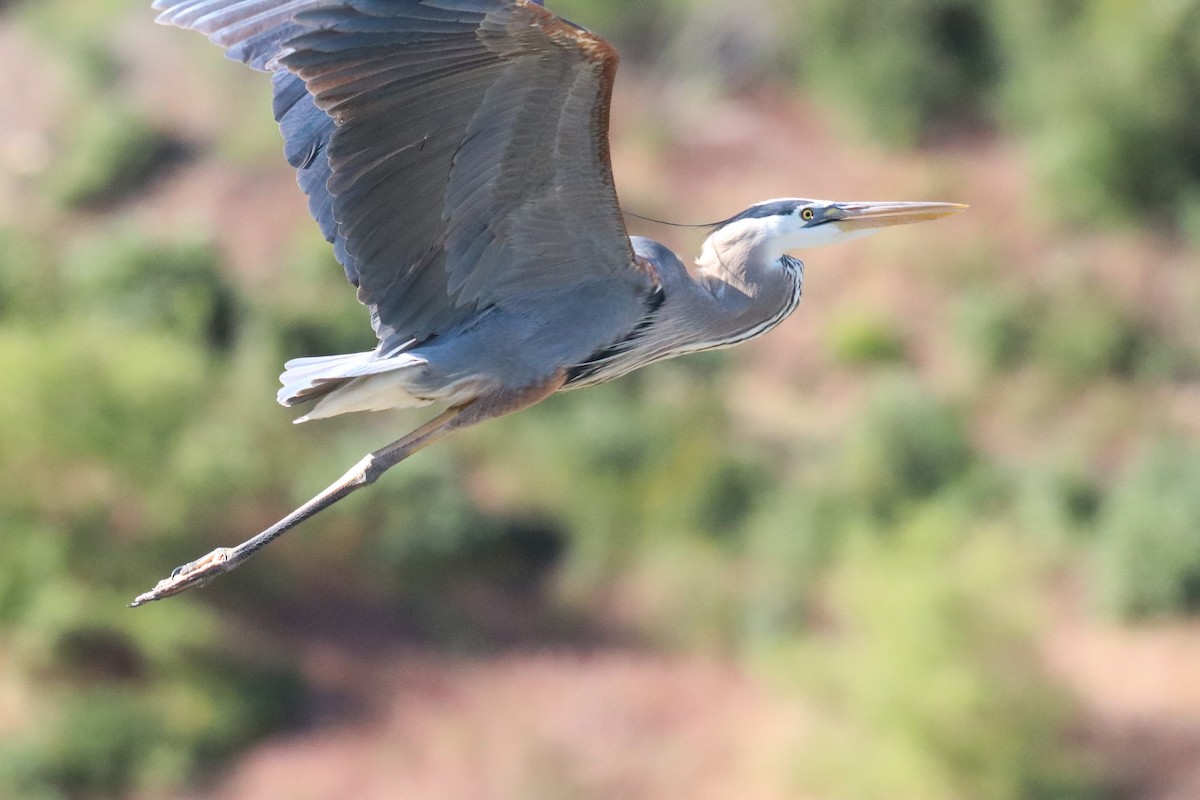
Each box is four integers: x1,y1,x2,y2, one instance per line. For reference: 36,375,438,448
705,198,967,262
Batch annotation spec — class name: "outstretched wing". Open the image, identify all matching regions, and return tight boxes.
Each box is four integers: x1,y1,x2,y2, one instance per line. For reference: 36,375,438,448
152,0,647,348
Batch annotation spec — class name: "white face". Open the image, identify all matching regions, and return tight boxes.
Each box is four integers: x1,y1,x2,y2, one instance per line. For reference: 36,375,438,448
778,202,877,250
734,200,874,255
757,197,968,253
699,198,966,269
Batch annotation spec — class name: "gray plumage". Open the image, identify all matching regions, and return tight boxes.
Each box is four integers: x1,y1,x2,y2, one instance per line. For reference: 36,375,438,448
132,0,964,606
157,0,645,362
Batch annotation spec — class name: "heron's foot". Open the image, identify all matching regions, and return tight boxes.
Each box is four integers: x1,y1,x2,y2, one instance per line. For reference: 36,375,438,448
129,547,235,607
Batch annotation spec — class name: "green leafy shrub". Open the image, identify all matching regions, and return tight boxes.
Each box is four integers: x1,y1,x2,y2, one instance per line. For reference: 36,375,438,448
0,217,304,800
769,512,1095,800
0,515,302,799
64,230,239,351
0,323,210,484
22,690,169,797
953,286,1039,373
14,0,141,88
0,658,300,799
742,479,862,643
264,231,377,361
1094,439,1200,618
1029,291,1148,385
45,105,180,210
826,311,908,366
956,281,1177,384
742,380,983,644
992,0,1200,231
840,377,974,517
1015,461,1103,551
0,227,58,320
796,0,999,144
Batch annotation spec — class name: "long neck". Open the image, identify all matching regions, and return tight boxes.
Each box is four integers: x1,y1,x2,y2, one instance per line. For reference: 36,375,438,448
693,223,804,320
564,236,803,389
655,228,804,356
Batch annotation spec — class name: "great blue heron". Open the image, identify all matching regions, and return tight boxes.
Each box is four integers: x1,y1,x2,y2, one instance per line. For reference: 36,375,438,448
130,0,965,607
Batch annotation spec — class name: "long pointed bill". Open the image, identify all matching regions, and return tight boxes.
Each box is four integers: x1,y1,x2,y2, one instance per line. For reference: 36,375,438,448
831,201,968,233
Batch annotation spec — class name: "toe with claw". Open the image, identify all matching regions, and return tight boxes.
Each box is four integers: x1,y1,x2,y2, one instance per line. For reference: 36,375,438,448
129,547,235,607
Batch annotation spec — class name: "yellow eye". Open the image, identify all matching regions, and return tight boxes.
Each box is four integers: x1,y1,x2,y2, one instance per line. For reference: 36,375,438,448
801,208,815,221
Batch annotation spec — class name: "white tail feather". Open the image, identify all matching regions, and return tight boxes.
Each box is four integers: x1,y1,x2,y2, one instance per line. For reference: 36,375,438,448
295,371,434,423
278,351,432,422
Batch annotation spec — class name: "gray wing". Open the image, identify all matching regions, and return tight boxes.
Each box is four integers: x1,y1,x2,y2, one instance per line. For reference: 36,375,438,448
152,0,649,347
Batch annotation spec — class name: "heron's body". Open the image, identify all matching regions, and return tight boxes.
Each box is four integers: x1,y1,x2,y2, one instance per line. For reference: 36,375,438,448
286,233,804,419
131,0,964,606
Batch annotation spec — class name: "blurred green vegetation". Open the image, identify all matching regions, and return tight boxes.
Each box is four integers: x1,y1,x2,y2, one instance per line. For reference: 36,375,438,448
794,0,1000,144
768,515,1095,800
0,223,304,797
825,311,908,366
2,0,1198,798
993,0,1200,235
44,105,180,210
1095,440,1200,619
14,0,143,88
788,0,1200,233
954,280,1186,385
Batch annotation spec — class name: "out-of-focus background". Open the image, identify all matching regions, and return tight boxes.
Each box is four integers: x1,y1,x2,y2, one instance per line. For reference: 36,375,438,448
1,0,1199,797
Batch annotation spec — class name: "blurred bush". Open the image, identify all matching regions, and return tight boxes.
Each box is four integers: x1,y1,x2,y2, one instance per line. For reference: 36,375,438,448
839,377,974,518
993,0,1200,233
63,230,239,351
1028,289,1147,386
0,323,209,487
18,0,182,210
0,222,304,797
13,0,142,88
44,104,180,210
792,0,1200,232
0,226,58,320
795,0,999,144
264,228,378,361
769,512,1094,800
1094,439,1200,619
462,357,772,636
955,281,1182,385
1014,460,1103,553
825,310,908,366
953,286,1039,374
741,377,980,646
0,514,303,799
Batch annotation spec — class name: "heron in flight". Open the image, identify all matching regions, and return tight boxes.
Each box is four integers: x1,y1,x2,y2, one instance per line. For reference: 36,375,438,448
131,0,964,606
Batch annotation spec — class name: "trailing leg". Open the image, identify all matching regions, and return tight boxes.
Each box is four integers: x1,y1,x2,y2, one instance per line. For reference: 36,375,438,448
129,374,565,607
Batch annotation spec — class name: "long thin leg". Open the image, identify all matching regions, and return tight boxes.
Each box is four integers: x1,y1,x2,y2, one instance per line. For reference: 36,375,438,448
129,375,565,607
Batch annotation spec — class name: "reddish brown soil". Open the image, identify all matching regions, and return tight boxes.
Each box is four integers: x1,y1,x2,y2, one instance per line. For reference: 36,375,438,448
181,648,806,800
